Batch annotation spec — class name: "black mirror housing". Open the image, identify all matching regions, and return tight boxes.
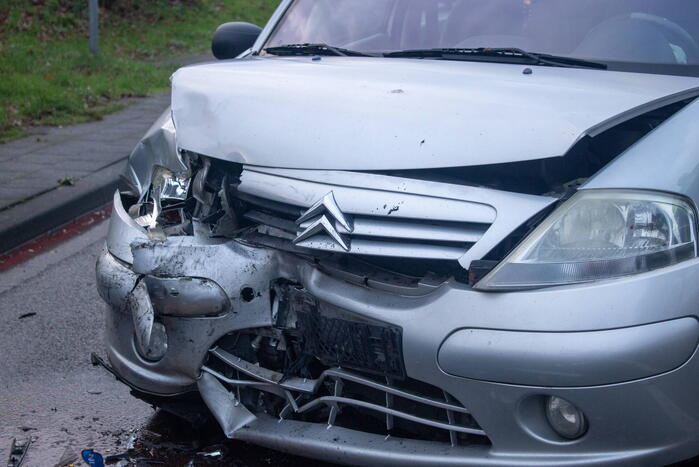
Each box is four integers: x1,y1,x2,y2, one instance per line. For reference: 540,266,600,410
212,22,262,60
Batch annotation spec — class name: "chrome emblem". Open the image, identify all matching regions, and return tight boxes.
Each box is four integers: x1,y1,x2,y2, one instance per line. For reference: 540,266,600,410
293,192,352,251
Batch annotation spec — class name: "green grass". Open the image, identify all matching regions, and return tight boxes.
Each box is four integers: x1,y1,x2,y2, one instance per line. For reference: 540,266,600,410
0,0,280,143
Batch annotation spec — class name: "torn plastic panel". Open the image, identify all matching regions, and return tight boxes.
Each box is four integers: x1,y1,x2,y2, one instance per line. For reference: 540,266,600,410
198,372,257,438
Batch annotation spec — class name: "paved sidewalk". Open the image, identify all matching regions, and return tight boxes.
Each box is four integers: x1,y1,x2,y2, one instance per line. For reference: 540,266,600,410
0,93,169,210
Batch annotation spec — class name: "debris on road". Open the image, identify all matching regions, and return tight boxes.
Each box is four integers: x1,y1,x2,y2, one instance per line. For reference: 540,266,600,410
58,176,77,187
93,412,316,466
18,313,37,320
7,438,30,467
54,446,78,467
104,452,130,464
81,449,105,467
195,445,226,458
125,431,138,453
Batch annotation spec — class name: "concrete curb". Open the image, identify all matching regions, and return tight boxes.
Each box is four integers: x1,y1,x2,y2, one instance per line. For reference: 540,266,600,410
0,160,125,254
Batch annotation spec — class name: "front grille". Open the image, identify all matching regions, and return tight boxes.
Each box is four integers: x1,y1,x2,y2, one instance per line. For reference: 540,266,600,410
234,167,495,262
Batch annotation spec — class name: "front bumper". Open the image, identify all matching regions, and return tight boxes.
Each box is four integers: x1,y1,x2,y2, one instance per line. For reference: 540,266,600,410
97,192,699,466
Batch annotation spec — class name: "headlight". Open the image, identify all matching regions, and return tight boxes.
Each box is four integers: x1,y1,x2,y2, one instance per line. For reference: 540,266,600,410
476,190,697,291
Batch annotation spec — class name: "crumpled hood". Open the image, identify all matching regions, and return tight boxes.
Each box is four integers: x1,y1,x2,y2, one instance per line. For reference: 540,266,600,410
171,56,699,170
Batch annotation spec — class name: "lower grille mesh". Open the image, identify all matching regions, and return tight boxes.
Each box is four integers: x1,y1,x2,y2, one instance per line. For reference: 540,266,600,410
202,347,489,447
200,284,490,447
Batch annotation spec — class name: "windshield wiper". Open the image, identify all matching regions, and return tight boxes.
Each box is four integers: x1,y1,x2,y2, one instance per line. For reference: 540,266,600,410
264,43,374,57
384,47,607,69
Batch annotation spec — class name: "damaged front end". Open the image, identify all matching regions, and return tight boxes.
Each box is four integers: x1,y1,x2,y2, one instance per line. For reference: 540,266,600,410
99,116,518,449
99,109,550,454
97,95,699,465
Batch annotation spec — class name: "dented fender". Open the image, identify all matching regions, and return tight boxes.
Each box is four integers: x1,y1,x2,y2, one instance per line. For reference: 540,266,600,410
123,109,187,197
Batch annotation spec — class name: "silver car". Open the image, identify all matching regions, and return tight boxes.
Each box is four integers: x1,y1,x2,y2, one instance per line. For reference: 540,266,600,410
95,0,699,465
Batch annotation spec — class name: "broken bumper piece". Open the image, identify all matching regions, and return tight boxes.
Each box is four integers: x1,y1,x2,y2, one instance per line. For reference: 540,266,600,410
96,192,699,466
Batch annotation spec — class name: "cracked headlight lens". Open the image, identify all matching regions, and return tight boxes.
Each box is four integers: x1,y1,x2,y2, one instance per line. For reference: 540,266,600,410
477,190,697,291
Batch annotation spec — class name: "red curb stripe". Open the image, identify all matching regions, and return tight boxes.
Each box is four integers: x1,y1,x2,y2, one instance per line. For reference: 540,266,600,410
0,203,113,273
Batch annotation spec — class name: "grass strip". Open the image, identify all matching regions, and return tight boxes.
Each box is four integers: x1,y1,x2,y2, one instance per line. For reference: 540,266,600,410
0,0,279,142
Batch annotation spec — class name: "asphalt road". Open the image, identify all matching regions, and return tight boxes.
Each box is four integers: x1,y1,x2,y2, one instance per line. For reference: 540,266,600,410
0,220,333,466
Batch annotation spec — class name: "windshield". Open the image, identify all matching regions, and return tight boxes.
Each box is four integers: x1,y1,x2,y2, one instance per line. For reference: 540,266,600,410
264,0,699,75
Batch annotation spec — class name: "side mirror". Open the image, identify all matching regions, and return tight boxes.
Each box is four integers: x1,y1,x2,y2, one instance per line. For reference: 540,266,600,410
212,22,263,60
